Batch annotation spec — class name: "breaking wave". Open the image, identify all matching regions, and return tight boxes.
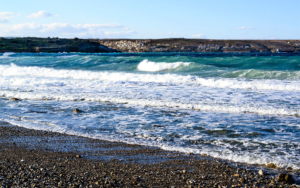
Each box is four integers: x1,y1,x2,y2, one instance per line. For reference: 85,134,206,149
137,59,191,72
1,63,300,92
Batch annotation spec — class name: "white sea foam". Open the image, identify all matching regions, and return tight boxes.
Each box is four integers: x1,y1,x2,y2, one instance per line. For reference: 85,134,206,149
58,55,80,58
1,63,300,117
1,82,300,117
194,77,300,91
1,63,300,92
137,59,190,72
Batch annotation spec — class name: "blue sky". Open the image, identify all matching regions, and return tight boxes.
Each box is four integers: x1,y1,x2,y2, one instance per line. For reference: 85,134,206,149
0,0,299,39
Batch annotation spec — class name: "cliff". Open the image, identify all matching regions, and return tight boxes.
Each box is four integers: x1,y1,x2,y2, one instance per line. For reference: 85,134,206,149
0,37,300,53
99,38,300,53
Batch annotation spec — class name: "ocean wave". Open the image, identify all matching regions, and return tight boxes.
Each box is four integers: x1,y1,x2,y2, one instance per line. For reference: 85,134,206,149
1,52,15,58
222,69,300,80
194,77,300,91
57,55,80,58
137,59,191,72
1,63,300,92
2,53,300,171
1,87,300,117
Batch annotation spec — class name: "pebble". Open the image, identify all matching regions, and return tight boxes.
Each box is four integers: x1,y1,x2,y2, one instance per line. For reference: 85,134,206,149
277,173,295,184
0,124,298,188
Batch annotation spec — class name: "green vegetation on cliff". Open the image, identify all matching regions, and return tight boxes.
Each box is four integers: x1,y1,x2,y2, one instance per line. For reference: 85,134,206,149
0,37,118,53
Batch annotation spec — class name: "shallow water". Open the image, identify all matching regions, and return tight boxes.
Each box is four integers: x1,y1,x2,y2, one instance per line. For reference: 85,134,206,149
0,52,300,169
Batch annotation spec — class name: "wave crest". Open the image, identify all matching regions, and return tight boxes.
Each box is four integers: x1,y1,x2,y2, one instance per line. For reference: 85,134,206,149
1,52,15,58
137,59,190,72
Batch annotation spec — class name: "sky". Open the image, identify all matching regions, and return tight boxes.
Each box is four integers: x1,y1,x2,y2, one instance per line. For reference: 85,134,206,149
0,0,299,39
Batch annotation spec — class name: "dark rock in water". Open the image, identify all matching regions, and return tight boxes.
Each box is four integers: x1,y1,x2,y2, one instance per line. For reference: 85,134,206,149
152,124,164,127
9,98,20,101
266,163,279,169
73,108,81,113
276,173,295,184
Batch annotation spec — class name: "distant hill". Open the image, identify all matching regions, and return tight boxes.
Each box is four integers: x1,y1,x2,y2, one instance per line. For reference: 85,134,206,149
0,37,300,53
99,38,300,53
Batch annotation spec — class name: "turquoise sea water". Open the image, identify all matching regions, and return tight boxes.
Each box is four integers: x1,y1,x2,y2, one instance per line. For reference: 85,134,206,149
0,52,300,169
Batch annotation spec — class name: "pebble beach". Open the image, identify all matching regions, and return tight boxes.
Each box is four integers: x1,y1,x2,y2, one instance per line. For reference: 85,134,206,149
0,121,299,188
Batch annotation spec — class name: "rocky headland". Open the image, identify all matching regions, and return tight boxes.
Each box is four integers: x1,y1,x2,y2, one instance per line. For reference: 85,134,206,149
0,37,118,53
99,38,300,53
1,37,300,53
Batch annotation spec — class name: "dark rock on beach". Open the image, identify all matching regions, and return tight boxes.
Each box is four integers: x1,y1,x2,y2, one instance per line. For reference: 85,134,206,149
277,174,296,184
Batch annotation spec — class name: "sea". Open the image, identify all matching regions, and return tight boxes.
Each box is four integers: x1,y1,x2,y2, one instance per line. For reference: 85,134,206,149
0,52,300,170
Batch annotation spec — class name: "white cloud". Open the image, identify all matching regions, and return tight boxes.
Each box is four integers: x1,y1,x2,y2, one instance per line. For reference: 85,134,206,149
0,23,41,33
27,11,52,18
192,34,207,38
234,26,256,30
0,22,135,38
39,23,69,32
0,12,14,22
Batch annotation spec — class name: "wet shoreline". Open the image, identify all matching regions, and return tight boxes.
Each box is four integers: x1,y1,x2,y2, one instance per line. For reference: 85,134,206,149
0,121,299,187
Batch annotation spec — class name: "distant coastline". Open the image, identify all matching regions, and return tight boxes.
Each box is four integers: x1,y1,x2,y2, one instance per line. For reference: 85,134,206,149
1,37,300,53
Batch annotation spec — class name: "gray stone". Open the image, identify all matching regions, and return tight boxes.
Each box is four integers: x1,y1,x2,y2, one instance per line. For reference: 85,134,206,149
9,98,20,101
